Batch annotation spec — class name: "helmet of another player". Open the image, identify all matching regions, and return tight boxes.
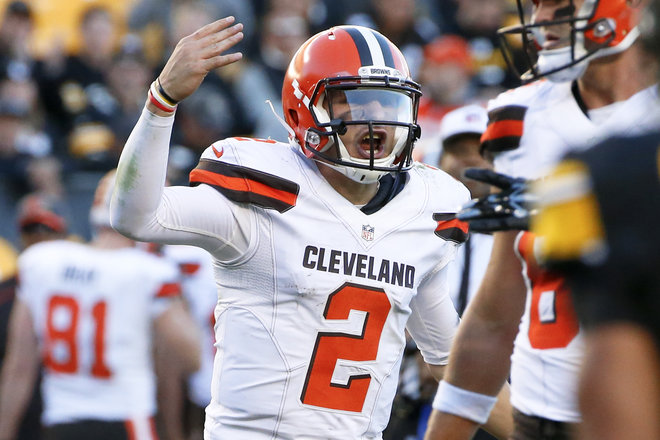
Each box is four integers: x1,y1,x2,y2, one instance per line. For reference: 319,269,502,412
499,0,644,83
282,26,422,184
17,194,68,248
17,194,67,235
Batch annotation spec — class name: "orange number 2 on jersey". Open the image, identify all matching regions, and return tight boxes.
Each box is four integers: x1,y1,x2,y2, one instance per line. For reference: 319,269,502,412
528,285,579,349
518,232,580,350
44,295,112,378
301,283,391,412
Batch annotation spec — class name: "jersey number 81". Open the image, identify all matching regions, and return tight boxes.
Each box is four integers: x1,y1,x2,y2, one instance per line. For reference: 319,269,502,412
44,294,112,378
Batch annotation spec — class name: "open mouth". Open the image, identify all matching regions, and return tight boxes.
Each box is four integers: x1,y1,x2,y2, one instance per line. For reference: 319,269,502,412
540,32,563,50
357,129,388,160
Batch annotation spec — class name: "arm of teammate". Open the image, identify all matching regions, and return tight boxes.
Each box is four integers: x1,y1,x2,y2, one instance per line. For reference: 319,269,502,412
424,382,513,440
0,300,40,440
408,258,512,439
154,335,187,440
579,323,660,440
154,297,202,375
110,18,248,258
424,231,525,440
153,298,200,440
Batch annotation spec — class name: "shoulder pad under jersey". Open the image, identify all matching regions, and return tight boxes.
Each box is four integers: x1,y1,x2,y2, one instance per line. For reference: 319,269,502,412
188,137,301,213
413,162,471,209
412,163,471,244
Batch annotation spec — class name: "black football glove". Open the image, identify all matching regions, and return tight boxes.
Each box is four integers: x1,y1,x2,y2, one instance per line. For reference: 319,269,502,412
457,168,537,233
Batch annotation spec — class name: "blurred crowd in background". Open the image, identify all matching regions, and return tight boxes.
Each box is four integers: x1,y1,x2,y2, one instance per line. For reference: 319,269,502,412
0,1,529,439
0,0,526,248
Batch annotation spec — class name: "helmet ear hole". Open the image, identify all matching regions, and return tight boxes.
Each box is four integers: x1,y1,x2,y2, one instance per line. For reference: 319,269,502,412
288,109,299,127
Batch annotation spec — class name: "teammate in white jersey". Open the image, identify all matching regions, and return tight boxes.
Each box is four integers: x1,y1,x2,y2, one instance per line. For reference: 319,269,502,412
0,194,67,440
425,1,659,439
110,18,512,440
0,171,201,440
532,4,660,438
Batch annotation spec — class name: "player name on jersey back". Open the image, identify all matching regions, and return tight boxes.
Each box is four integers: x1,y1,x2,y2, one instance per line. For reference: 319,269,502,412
63,265,96,283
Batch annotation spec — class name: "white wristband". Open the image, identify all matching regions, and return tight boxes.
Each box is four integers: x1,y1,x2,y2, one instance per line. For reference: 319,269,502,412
149,81,177,113
432,380,498,425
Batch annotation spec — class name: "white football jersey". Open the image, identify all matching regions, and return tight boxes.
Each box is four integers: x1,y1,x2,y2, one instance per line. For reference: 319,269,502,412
445,232,494,315
17,240,180,426
112,114,470,440
483,81,660,422
162,245,217,408
192,139,468,440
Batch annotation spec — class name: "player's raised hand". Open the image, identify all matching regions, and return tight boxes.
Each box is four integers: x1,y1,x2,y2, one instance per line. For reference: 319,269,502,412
157,16,244,104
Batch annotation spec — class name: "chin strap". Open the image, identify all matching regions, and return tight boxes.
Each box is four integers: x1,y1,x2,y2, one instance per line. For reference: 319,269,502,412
266,100,296,139
313,158,384,184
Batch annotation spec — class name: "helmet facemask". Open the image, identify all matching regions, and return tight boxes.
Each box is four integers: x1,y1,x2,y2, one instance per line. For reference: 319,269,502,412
499,0,640,83
302,75,421,183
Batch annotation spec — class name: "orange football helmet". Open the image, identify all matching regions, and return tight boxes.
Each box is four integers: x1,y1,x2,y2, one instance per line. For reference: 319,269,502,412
499,0,643,83
282,26,421,183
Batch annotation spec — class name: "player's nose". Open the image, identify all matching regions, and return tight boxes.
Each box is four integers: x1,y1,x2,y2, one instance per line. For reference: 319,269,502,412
532,2,561,25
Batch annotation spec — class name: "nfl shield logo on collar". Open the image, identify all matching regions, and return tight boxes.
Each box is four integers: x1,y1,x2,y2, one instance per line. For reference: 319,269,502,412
362,224,375,241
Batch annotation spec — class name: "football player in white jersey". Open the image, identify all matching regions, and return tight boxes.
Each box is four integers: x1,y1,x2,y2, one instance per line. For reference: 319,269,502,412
110,17,512,440
532,3,660,439
0,171,201,440
0,195,65,440
425,1,660,439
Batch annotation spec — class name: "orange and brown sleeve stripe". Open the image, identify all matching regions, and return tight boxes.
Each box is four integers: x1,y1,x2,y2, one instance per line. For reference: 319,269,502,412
433,213,469,244
480,105,527,155
189,159,300,213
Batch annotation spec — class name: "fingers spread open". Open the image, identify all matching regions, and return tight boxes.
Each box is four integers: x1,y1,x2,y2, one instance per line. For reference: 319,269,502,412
192,16,236,40
198,23,243,57
203,51,244,71
200,28,244,60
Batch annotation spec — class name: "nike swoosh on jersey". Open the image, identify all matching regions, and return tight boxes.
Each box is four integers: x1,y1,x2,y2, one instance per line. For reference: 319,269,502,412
432,213,468,244
212,145,224,158
189,159,300,213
